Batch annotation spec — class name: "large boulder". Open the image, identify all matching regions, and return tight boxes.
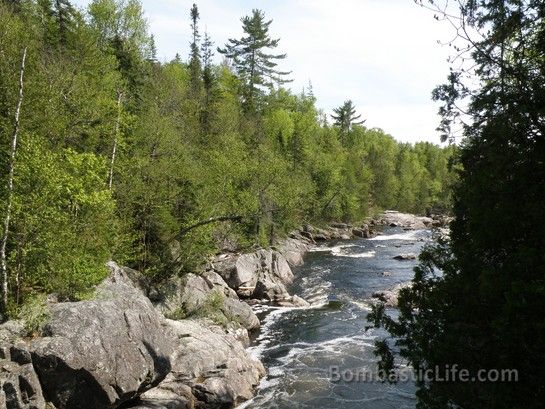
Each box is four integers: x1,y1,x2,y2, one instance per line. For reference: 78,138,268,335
214,250,295,303
29,262,174,409
274,237,310,266
154,273,211,317
140,319,265,409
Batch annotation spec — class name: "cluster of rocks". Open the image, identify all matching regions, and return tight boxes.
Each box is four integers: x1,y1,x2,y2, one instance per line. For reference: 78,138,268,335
0,263,265,409
295,223,376,243
0,224,330,409
372,210,451,230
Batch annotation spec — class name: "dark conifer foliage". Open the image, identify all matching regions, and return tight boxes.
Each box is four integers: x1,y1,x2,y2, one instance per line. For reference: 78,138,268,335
218,9,291,111
332,100,366,138
371,1,545,408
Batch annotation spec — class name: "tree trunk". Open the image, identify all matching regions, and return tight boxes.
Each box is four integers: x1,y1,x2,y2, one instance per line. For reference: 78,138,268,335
108,91,122,190
1,47,27,316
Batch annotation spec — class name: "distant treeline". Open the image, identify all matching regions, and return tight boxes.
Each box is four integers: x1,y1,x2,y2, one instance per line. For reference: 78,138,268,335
0,1,455,316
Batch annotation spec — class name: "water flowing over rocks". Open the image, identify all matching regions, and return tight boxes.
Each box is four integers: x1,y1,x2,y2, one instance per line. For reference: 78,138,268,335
0,211,444,408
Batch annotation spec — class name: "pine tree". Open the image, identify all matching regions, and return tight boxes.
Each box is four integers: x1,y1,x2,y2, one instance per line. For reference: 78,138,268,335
200,31,215,132
188,3,202,95
54,0,75,45
331,100,365,142
218,9,291,111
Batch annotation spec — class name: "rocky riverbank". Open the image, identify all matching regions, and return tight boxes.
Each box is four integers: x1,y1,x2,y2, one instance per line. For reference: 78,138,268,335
0,211,448,409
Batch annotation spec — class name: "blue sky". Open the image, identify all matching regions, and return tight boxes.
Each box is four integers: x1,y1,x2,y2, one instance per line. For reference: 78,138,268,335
72,0,454,143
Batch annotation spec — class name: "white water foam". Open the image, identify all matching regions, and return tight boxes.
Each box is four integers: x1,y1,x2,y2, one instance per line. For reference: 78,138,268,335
369,230,423,241
310,244,376,259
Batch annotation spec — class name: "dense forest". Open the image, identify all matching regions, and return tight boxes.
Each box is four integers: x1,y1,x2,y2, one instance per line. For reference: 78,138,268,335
370,1,545,408
0,0,454,319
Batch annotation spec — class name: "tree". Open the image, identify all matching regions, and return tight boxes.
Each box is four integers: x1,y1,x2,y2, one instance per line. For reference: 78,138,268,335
188,3,201,95
200,31,215,132
331,99,365,137
217,9,291,111
0,47,26,317
53,0,75,45
370,1,545,408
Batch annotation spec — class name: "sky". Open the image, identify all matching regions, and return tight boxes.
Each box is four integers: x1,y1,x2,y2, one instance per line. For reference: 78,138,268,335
72,0,456,144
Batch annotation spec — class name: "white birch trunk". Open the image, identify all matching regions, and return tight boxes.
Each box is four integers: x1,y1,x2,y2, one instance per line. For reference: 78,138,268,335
1,47,27,314
108,91,122,190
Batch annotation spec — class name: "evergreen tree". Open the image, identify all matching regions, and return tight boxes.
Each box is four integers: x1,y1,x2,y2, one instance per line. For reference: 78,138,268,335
218,9,291,111
188,3,202,95
53,0,75,45
331,99,365,137
200,30,215,132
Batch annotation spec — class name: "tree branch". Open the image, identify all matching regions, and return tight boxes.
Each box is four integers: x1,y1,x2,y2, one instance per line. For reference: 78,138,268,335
175,215,243,240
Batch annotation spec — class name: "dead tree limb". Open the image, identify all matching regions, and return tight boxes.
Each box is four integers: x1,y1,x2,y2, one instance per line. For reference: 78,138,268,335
175,215,243,240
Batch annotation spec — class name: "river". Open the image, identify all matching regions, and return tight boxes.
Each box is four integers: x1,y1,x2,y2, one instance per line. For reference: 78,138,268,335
241,227,432,409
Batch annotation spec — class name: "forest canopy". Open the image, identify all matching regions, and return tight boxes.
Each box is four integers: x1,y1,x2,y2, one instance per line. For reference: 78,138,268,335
0,0,455,319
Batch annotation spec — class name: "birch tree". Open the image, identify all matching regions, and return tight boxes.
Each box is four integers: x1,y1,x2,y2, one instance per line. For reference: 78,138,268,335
0,47,26,316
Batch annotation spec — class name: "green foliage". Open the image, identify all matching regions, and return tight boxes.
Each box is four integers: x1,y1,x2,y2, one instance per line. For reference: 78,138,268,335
18,293,50,336
0,1,454,320
165,304,187,321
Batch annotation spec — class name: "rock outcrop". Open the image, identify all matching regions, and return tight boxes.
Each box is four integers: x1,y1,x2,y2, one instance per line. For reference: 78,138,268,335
213,250,294,303
29,262,174,409
374,210,433,230
0,340,45,409
136,319,265,409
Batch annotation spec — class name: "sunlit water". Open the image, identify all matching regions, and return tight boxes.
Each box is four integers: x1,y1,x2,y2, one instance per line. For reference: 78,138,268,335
242,227,432,409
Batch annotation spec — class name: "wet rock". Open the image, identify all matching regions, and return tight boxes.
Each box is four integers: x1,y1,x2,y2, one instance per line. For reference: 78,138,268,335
275,295,310,308
372,282,412,307
393,253,417,261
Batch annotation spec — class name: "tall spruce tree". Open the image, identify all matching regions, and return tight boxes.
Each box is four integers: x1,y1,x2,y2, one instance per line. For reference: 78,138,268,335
188,3,202,95
200,31,215,132
217,9,290,111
